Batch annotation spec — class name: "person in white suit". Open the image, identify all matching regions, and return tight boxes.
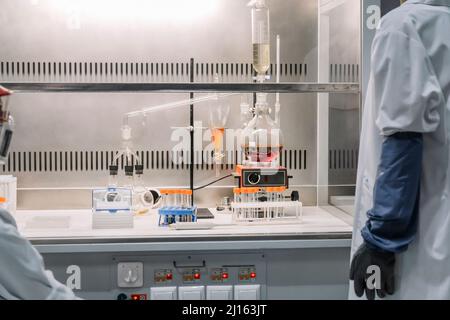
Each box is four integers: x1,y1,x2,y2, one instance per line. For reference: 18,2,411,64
350,0,450,300
0,86,78,300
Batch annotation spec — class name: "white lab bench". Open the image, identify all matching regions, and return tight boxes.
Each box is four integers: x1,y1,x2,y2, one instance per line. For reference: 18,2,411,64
13,206,354,300
15,206,351,242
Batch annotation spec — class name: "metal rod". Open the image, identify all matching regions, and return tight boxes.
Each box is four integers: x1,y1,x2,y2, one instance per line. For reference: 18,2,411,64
190,58,195,206
2,82,360,94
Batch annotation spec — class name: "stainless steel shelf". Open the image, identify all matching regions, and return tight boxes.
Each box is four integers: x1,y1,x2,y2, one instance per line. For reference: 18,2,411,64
2,82,360,94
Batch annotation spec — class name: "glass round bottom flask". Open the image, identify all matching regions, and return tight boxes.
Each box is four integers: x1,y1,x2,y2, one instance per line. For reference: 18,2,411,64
241,93,283,168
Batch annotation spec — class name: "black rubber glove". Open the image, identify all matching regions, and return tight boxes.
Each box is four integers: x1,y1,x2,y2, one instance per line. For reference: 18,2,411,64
349,243,396,300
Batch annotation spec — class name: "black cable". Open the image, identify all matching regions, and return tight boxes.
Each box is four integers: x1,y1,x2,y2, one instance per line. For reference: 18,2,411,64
193,174,233,191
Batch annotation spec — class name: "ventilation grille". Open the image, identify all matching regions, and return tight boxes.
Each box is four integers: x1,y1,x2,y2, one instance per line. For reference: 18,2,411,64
329,149,358,170
330,64,359,83
1,149,309,173
0,61,308,82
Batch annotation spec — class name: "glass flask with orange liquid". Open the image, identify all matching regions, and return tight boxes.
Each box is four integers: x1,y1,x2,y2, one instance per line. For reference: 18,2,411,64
241,93,283,167
209,75,230,176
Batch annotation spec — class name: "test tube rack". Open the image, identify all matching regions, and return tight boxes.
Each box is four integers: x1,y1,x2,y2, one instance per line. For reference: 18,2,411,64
231,187,302,224
158,189,197,226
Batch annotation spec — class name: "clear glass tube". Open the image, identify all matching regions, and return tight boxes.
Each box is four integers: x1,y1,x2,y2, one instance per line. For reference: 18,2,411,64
108,174,118,189
251,0,270,82
233,188,240,219
174,191,179,208
166,191,171,208
132,172,146,214
242,189,247,219
125,93,238,121
268,189,273,219
124,175,133,190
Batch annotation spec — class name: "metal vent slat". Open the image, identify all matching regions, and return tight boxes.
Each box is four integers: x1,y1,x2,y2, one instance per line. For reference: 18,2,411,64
1,149,314,173
329,149,358,170
0,60,312,82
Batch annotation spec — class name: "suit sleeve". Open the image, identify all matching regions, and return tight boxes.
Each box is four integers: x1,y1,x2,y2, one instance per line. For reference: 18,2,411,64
0,210,79,300
372,30,443,135
362,132,422,253
361,28,442,253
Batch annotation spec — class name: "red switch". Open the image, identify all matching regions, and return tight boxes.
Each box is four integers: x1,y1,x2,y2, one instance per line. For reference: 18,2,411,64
250,272,257,279
222,273,229,280
194,273,201,280
131,294,147,300
166,273,173,280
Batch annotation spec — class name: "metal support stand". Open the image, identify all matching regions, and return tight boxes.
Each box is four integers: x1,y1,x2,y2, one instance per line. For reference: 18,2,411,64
190,58,195,206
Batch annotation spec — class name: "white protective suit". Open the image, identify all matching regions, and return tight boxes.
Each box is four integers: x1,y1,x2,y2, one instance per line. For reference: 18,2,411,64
0,209,78,299
351,0,450,299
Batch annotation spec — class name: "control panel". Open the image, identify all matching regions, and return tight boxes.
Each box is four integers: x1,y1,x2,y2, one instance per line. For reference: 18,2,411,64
112,254,266,300
210,268,229,282
154,269,173,283
238,267,257,282
182,269,202,283
237,167,288,188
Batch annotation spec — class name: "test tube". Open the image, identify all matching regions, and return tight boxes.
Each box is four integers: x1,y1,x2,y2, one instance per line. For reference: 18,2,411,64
241,188,250,219
186,190,193,207
179,190,186,221
183,190,188,222
253,188,259,219
248,189,252,220
248,188,253,219
186,190,193,222
167,190,173,208
273,188,278,218
233,188,241,219
180,190,186,209
247,188,254,219
239,188,244,220
264,188,269,219
266,187,273,219
279,187,286,218
253,188,258,219
271,187,277,219
160,190,168,208
176,190,181,208
185,190,189,209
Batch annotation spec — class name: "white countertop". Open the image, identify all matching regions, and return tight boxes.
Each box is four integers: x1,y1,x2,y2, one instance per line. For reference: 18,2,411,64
12,206,353,241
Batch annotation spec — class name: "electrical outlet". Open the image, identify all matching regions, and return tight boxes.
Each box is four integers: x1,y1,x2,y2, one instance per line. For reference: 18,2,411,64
117,262,144,288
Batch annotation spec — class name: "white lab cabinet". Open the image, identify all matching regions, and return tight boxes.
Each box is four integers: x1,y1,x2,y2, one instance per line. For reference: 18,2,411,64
234,285,261,300
206,286,233,300
178,286,206,300
150,287,178,300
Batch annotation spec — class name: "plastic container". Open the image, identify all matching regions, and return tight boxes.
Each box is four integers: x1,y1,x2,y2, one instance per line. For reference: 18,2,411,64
0,175,16,214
